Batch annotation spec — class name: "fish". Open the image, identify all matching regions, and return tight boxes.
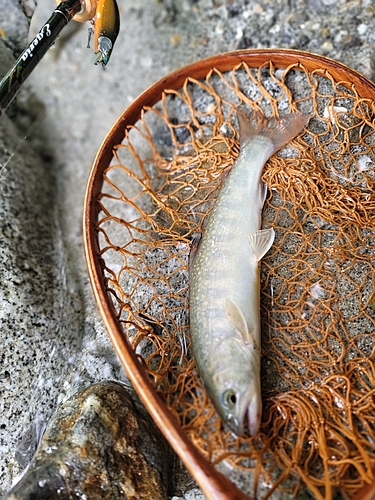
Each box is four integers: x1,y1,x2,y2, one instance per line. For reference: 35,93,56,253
189,108,309,436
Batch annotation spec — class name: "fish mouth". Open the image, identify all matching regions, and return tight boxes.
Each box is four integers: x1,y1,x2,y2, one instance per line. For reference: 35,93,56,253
226,414,244,437
226,398,261,437
225,404,250,437
248,404,261,436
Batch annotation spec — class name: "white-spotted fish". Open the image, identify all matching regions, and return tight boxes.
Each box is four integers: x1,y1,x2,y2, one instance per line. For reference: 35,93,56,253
189,109,309,436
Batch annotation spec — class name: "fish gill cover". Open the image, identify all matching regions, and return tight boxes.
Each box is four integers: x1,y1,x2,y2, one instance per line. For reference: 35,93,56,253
94,61,375,499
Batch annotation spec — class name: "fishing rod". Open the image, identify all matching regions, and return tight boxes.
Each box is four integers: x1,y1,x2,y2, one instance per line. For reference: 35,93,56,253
0,0,83,115
0,0,120,115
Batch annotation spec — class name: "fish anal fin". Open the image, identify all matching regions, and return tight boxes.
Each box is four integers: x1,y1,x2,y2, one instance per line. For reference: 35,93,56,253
225,298,255,346
249,228,275,262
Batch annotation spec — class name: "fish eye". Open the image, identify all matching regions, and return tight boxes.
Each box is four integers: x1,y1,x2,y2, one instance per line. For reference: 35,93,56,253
222,390,237,408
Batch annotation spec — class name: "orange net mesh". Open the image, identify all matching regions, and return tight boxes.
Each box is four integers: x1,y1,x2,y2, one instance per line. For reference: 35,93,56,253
96,61,375,499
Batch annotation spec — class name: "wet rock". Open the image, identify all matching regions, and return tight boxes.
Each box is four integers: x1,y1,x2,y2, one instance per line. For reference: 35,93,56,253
14,420,46,470
5,381,174,500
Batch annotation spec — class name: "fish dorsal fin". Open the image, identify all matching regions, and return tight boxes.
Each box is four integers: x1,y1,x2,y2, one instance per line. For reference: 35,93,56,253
225,298,256,346
249,228,275,262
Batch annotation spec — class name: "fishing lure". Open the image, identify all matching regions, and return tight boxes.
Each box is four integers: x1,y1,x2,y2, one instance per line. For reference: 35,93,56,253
55,0,120,65
93,0,120,65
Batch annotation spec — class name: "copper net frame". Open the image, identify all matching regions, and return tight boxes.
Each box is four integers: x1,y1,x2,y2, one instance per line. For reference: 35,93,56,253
83,49,375,500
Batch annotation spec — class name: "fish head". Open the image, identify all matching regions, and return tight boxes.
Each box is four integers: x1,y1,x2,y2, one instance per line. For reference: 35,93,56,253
208,342,262,437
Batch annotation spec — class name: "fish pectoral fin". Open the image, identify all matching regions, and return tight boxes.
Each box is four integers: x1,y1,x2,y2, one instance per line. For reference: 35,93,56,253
225,298,256,346
249,228,275,262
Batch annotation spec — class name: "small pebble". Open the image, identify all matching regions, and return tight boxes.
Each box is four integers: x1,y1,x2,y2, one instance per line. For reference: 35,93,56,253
357,24,367,35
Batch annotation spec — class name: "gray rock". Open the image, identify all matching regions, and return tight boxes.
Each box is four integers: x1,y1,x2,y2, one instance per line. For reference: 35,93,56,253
0,37,83,495
0,0,29,55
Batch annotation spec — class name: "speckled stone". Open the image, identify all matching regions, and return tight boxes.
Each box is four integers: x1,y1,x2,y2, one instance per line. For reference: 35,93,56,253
0,0,29,55
0,38,84,495
4,381,173,499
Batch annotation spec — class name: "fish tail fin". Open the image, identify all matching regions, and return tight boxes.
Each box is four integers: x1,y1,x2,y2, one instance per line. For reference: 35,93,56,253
237,108,309,153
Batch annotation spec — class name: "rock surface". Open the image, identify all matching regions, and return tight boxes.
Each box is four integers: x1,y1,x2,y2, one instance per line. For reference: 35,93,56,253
0,36,85,496
1,0,375,498
4,381,173,500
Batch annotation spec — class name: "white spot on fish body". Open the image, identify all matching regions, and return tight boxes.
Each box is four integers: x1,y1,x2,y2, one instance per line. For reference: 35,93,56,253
235,27,243,40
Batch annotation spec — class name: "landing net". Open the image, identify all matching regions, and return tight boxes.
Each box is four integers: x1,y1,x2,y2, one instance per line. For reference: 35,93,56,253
96,61,375,499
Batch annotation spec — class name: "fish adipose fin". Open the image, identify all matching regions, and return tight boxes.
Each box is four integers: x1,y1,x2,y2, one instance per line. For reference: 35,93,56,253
249,228,275,262
237,108,310,153
225,298,256,346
